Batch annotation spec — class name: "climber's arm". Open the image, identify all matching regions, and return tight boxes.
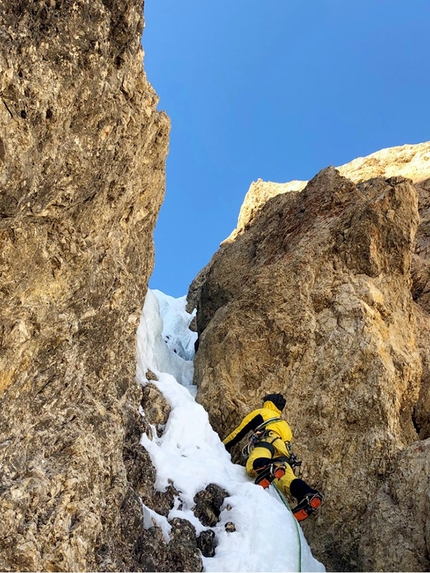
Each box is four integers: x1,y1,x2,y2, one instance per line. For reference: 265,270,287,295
223,410,264,452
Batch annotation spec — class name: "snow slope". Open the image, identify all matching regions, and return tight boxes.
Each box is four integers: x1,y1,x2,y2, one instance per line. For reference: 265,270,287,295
136,289,325,572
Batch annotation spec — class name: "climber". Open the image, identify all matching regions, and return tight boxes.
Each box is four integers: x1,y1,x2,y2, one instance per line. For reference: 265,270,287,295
223,393,323,521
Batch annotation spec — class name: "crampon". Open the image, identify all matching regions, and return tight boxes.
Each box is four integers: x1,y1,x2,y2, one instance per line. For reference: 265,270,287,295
254,462,286,489
292,492,323,521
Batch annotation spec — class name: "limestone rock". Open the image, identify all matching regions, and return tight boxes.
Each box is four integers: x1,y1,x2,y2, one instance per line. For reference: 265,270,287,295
196,529,217,558
0,1,170,570
193,483,229,527
141,382,171,438
186,264,210,315
411,177,430,440
414,304,430,439
225,179,307,242
138,517,203,573
167,518,203,572
359,438,430,572
193,150,429,570
337,142,430,185
226,142,430,241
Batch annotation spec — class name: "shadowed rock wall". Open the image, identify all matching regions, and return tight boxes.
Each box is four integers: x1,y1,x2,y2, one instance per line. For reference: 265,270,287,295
0,1,170,570
192,143,430,571
359,438,430,571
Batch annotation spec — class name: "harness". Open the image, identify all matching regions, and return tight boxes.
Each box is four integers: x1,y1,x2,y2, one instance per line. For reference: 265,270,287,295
241,416,302,469
240,416,281,458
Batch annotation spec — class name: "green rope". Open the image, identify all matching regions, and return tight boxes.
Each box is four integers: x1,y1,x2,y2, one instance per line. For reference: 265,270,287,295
272,482,302,572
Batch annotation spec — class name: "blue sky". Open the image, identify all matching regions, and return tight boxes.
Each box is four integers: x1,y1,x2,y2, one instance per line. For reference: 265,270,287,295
143,0,430,297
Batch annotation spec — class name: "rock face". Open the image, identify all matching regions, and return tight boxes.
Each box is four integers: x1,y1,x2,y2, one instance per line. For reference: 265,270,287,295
0,1,170,570
228,142,430,240
192,143,430,571
359,439,430,572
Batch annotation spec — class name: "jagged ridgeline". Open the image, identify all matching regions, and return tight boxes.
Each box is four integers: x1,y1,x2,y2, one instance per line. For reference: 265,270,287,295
190,143,430,572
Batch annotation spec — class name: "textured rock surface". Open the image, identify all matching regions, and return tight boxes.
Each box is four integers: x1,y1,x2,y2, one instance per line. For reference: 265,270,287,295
412,177,430,440
358,438,430,572
193,483,229,527
226,179,306,241
137,516,203,573
0,1,171,570
191,143,430,571
134,381,206,572
228,142,430,240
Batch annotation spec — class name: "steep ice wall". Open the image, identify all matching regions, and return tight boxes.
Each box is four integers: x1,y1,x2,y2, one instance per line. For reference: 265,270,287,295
137,289,324,573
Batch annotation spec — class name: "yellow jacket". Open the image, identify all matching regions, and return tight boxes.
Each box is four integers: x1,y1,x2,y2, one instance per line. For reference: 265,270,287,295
223,400,293,458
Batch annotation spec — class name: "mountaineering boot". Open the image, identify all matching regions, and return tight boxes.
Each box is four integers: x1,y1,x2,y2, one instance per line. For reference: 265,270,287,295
254,466,272,489
254,462,286,489
273,463,286,480
292,492,323,522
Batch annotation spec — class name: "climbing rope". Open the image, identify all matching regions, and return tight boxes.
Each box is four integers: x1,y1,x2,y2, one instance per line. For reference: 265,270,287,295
271,482,302,572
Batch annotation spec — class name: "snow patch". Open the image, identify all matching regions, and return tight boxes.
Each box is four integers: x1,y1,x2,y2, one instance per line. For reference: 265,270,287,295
141,502,172,542
136,288,325,572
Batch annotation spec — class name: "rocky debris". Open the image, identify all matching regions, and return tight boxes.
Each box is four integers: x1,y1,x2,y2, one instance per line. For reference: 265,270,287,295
167,518,203,572
145,369,160,381
224,521,236,533
192,143,430,571
137,518,202,572
0,0,170,570
132,384,178,518
123,408,177,521
137,483,228,570
159,483,232,562
193,483,230,526
197,529,217,558
359,438,430,572
135,524,170,572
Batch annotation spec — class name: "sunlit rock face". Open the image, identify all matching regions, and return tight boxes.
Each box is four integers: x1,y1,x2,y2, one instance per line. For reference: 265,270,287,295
228,142,430,240
0,1,169,570
192,143,430,572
